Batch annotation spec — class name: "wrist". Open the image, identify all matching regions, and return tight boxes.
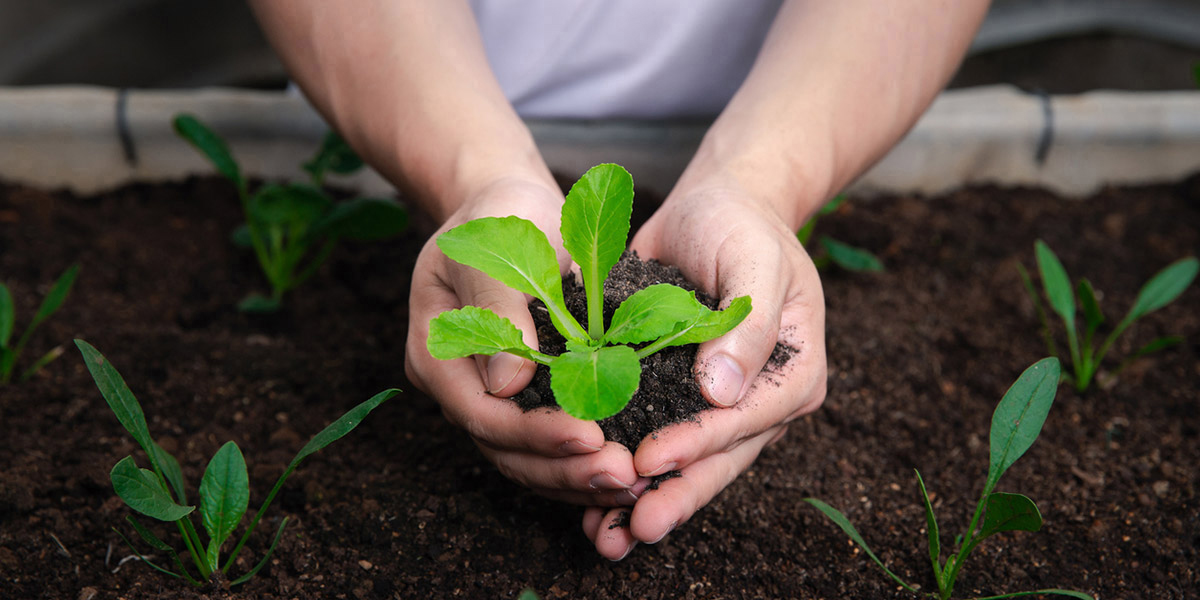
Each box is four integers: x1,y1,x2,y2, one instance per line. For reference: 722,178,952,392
672,115,835,231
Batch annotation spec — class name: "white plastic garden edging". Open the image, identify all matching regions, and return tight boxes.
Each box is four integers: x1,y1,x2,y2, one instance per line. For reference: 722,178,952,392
0,85,1198,199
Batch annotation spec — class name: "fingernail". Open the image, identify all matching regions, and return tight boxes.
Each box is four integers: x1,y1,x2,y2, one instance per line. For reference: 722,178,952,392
589,472,630,491
650,520,677,544
485,352,524,394
560,439,603,455
616,490,639,505
640,461,677,478
704,354,745,407
610,542,637,562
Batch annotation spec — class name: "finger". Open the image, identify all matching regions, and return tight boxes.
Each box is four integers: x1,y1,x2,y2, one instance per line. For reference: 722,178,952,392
534,485,641,508
629,425,784,545
584,508,638,561
478,441,642,493
633,317,824,477
407,251,607,455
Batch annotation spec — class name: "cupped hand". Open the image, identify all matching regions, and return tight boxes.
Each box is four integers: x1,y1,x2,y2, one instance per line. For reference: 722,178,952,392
582,183,828,559
405,176,647,507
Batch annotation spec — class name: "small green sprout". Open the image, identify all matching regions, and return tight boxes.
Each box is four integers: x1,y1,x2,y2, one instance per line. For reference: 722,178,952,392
1017,240,1198,392
426,163,751,421
0,264,78,383
173,115,408,312
76,339,397,586
797,195,884,273
805,358,1092,600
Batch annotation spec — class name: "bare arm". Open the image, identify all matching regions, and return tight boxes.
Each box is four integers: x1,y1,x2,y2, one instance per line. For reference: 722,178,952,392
248,0,555,221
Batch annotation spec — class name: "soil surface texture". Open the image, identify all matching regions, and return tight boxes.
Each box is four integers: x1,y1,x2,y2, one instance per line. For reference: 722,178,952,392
1,174,1198,599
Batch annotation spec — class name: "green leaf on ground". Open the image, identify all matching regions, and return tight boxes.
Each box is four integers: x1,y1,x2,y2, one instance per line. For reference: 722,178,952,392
200,441,250,569
979,492,1043,540
987,357,1060,488
173,114,242,188
111,456,195,522
820,237,884,272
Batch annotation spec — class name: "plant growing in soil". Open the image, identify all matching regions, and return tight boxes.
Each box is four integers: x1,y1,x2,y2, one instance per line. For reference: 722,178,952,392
76,339,398,586
426,163,751,420
0,264,78,383
805,358,1092,600
1017,240,1198,392
796,195,884,272
173,115,408,312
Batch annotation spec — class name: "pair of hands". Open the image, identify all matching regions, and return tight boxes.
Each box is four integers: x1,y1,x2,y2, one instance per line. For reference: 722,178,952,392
405,174,827,560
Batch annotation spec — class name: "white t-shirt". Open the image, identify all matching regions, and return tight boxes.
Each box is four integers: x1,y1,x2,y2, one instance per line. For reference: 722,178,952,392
469,1,783,120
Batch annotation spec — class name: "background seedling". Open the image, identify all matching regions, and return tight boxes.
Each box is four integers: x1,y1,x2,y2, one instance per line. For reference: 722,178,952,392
427,163,750,421
805,358,1091,600
1017,239,1197,392
76,339,397,585
796,195,884,273
0,264,78,383
173,115,408,312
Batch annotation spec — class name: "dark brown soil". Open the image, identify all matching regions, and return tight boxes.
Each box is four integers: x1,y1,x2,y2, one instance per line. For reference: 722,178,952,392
1,174,1198,599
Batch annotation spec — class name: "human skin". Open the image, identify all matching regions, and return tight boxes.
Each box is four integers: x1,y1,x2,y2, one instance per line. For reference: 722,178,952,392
249,0,989,560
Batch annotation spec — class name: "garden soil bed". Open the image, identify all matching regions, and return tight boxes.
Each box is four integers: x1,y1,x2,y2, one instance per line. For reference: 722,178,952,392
1,173,1197,599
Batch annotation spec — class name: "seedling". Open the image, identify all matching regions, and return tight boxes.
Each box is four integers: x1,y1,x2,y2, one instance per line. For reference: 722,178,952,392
0,264,78,383
173,115,408,312
805,358,1091,600
426,163,751,420
76,339,397,586
797,195,884,273
1017,240,1198,392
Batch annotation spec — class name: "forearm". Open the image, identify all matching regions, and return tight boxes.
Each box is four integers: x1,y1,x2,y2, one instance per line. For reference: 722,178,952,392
248,0,555,221
677,0,990,229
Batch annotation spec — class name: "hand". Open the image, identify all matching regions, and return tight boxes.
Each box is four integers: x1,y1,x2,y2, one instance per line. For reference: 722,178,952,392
582,183,828,560
405,176,649,507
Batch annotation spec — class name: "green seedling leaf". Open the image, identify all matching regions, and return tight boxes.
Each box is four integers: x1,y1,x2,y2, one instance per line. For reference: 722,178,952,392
303,131,364,181
230,517,289,586
915,469,941,576
200,442,250,570
111,456,195,522
292,389,397,468
18,345,64,382
818,194,847,216
151,441,187,504
29,264,79,329
312,197,407,241
979,492,1042,541
427,306,535,361
0,284,13,346
820,237,884,272
1076,278,1103,335
605,284,704,345
802,498,918,593
518,590,540,600
230,224,253,248
1124,257,1198,323
987,357,1060,489
237,294,282,313
550,346,641,420
112,526,188,581
0,348,16,380
127,515,199,585
1034,240,1076,333
561,163,634,338
796,219,817,246
1131,335,1183,359
173,114,242,189
639,296,752,358
438,216,584,341
971,590,1094,600
248,184,332,229
225,390,396,572
76,340,157,460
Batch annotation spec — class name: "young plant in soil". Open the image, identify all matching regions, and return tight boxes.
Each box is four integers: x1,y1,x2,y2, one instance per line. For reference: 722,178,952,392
1017,240,1198,392
0,264,78,383
76,339,398,586
796,195,884,273
806,358,1092,600
426,163,751,420
173,115,408,312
